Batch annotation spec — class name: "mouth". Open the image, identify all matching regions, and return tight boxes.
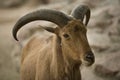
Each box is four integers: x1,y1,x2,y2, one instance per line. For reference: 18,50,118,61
83,59,95,66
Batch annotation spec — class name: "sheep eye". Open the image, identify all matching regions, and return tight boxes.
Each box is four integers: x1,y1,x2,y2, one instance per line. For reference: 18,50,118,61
63,34,69,38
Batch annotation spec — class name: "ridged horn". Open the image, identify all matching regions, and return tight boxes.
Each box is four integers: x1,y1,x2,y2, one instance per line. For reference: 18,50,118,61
71,5,91,26
12,9,72,41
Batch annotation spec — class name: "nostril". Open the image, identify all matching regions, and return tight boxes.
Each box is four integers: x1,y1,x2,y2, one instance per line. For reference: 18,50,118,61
86,53,93,59
85,51,94,61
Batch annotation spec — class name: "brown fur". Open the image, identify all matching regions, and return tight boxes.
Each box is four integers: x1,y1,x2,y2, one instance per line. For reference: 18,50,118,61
20,19,93,80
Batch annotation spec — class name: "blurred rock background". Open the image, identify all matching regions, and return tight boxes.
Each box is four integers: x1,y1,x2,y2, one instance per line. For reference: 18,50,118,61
0,0,120,80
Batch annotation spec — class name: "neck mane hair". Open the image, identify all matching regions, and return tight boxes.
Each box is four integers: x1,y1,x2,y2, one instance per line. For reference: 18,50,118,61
50,35,81,80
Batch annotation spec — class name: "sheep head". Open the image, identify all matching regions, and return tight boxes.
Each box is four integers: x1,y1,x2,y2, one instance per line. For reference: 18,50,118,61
12,5,94,66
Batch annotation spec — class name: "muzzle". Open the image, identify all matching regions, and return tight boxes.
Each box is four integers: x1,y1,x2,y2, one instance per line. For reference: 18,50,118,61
84,51,95,66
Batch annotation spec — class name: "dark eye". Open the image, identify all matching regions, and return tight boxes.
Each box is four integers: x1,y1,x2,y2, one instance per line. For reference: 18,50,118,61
63,34,69,38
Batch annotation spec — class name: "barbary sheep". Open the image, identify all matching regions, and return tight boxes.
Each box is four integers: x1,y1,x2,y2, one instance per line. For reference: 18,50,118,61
12,5,95,80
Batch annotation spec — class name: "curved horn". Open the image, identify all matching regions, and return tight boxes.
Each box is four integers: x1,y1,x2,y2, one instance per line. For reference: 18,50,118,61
12,9,72,41
71,5,90,26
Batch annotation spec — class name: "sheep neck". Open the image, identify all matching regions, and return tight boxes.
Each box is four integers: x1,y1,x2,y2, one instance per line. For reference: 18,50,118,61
51,35,81,80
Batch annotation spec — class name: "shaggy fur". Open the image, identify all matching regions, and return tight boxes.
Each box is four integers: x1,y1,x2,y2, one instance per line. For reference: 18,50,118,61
20,20,93,80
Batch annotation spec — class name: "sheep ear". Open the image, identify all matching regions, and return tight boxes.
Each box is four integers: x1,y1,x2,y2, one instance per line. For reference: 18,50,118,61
43,27,60,35
43,27,55,33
